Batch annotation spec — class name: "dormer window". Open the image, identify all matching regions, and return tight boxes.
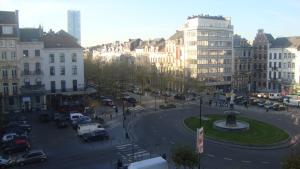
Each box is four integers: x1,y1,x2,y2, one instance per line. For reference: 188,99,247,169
2,26,13,35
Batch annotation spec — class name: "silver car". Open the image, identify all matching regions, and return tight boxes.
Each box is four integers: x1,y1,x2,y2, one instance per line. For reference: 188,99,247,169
16,150,47,166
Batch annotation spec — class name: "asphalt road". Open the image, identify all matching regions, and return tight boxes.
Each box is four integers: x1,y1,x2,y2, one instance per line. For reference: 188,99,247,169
133,103,300,169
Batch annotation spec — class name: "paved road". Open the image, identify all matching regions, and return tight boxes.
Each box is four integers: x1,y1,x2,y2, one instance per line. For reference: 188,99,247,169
132,102,300,169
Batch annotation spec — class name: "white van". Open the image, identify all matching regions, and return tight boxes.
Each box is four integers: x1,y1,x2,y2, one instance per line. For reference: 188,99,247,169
77,123,103,136
283,96,300,107
269,93,281,100
128,157,168,169
69,112,83,122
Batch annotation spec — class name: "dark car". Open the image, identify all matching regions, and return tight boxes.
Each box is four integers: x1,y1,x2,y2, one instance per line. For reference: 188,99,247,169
0,157,12,169
123,96,137,104
3,140,30,154
56,119,68,128
174,94,185,100
81,130,109,142
38,113,51,123
16,150,47,166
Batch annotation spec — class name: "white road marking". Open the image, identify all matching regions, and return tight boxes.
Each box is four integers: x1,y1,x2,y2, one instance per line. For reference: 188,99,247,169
224,157,232,161
242,160,251,163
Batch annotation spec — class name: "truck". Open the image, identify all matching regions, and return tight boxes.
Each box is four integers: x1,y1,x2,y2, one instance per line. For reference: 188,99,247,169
77,123,103,136
127,157,168,169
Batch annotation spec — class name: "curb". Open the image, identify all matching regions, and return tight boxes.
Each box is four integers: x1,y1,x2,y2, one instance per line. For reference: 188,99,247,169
181,118,295,150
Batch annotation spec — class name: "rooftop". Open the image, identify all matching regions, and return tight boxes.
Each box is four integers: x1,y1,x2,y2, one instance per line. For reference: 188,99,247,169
187,14,227,20
0,11,18,24
271,37,300,50
20,28,43,42
169,31,183,40
43,30,81,48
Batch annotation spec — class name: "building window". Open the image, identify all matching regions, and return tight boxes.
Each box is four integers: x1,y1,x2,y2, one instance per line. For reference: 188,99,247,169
2,69,8,79
12,69,17,78
269,53,272,59
279,53,282,59
278,72,281,79
274,62,277,68
35,62,41,74
24,78,30,86
61,80,66,92
12,83,18,95
2,26,13,35
274,53,277,59
72,66,77,75
35,50,40,57
11,51,16,60
8,97,14,105
2,51,7,60
60,53,65,63
23,50,29,57
24,63,29,75
51,81,56,93
269,62,272,68
60,66,65,75
72,80,77,91
72,53,77,62
3,83,9,96
278,62,281,68
49,54,55,63
288,62,291,68
284,53,287,58
50,66,55,76
36,96,40,103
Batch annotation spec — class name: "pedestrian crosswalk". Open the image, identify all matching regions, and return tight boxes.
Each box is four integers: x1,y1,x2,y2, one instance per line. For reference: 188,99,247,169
115,143,151,164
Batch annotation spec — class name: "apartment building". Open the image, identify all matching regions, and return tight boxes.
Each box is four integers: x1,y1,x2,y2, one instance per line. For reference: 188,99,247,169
252,29,274,92
268,37,300,95
18,28,46,112
42,30,84,106
232,35,252,93
182,15,234,91
0,11,20,112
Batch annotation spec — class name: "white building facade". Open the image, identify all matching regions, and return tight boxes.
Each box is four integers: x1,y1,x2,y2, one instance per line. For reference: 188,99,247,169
182,15,234,90
43,48,84,94
268,37,300,95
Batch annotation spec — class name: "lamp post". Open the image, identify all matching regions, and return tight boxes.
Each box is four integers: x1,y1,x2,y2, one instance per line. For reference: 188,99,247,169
198,96,203,169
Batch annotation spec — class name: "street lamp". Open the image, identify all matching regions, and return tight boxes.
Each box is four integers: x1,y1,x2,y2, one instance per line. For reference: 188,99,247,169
198,96,203,169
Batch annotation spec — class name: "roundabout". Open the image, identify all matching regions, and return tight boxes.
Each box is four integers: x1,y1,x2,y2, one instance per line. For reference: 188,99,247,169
184,114,290,146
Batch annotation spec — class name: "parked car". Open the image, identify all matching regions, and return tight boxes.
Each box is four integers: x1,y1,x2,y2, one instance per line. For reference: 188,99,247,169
81,129,109,142
257,100,266,107
0,156,12,169
123,96,137,104
101,99,114,106
77,123,103,136
174,94,185,100
3,140,30,154
69,112,83,123
38,113,51,123
99,96,107,101
264,102,274,109
15,150,47,166
2,133,18,143
72,116,92,129
272,103,286,111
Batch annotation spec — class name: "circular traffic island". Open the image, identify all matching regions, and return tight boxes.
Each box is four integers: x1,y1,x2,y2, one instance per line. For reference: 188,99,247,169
184,114,290,146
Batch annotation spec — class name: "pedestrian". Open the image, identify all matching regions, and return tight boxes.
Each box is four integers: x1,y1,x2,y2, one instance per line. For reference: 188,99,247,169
110,113,112,120
115,106,118,113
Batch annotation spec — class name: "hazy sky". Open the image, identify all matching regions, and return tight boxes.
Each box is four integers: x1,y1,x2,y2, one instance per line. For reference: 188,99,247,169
1,0,300,47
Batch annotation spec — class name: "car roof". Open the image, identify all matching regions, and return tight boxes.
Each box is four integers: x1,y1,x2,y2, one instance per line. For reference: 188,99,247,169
28,149,45,154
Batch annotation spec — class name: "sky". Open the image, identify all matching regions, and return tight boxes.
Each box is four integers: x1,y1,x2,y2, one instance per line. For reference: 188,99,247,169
1,0,300,47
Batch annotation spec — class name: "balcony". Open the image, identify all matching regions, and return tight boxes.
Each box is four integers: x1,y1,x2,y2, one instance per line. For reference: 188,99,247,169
20,85,46,95
21,70,44,76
